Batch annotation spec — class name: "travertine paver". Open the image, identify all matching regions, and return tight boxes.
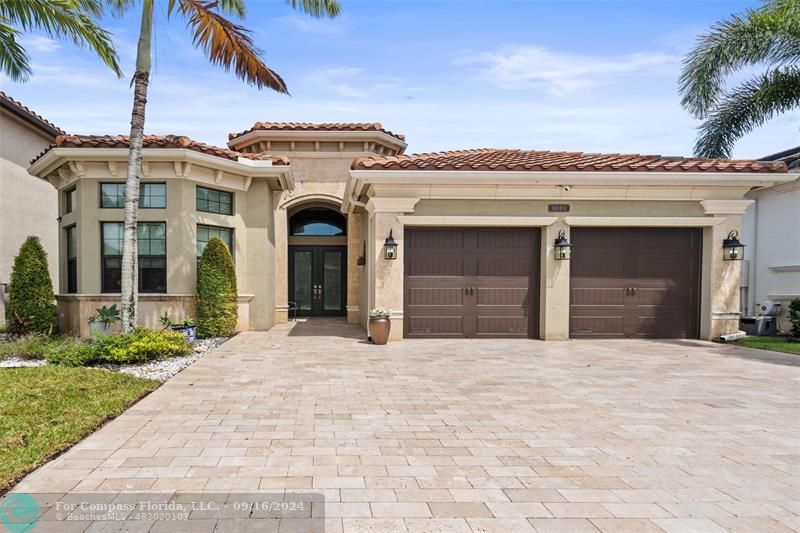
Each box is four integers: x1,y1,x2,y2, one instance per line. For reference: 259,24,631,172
9,318,800,532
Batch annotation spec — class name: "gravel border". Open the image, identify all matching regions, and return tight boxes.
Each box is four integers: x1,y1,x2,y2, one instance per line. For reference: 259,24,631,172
0,337,230,381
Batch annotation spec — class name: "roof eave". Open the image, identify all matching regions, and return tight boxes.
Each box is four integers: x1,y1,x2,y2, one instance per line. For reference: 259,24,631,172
29,147,293,190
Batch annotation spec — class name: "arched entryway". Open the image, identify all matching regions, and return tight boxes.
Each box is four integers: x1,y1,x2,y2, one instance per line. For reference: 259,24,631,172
288,206,347,316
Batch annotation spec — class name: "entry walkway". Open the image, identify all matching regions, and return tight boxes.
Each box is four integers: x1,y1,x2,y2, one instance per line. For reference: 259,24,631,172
8,325,800,532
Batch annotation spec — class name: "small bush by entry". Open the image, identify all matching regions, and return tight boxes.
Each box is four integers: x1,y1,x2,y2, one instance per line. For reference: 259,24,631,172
5,236,57,335
196,237,238,338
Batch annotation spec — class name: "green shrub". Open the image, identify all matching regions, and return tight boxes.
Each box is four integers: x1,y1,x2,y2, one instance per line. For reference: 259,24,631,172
0,335,52,360
6,237,57,335
196,237,237,338
45,341,97,367
789,298,800,338
91,329,191,364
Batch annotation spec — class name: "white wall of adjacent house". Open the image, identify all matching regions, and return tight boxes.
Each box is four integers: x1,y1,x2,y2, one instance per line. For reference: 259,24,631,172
742,175,800,332
0,109,58,325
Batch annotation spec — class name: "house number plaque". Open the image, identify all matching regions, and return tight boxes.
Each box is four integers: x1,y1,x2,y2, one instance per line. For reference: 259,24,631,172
548,204,570,212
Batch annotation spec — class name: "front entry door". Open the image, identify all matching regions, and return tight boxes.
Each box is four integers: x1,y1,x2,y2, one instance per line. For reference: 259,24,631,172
289,246,347,316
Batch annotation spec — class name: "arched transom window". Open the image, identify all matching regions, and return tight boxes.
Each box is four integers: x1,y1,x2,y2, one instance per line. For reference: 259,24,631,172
289,207,346,236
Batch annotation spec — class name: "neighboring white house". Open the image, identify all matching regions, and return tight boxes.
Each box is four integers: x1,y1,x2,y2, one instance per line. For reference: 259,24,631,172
0,92,62,326
741,146,800,332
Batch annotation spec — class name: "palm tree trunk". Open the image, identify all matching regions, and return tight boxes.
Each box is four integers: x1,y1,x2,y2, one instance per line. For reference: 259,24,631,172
120,0,154,333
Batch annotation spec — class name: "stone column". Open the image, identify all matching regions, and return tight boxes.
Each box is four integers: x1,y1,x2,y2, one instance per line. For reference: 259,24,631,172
346,211,363,324
701,200,753,339
366,198,419,341
273,191,289,324
540,219,571,340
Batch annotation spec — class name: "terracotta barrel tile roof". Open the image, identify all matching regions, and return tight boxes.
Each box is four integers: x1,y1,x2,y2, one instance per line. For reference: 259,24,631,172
228,121,406,142
352,148,787,173
31,134,290,166
0,91,64,136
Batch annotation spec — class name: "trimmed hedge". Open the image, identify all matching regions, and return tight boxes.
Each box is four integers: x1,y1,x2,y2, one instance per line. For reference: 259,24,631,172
789,298,800,337
196,237,237,338
6,236,57,335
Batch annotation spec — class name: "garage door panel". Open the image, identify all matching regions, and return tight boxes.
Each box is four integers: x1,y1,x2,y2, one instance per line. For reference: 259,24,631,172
570,287,626,306
476,316,529,336
570,228,700,339
405,227,539,338
571,316,625,338
407,286,464,306
407,256,466,277
407,316,464,337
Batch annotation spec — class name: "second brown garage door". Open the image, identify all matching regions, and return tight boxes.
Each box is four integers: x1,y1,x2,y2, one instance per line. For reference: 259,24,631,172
570,227,701,338
404,227,539,338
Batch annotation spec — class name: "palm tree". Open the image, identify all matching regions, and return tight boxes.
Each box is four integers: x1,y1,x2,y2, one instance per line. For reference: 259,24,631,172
679,0,800,158
114,0,340,332
0,0,121,81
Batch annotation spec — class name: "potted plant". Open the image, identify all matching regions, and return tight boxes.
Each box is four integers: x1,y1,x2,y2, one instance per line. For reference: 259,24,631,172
88,304,120,337
369,307,391,345
160,313,197,342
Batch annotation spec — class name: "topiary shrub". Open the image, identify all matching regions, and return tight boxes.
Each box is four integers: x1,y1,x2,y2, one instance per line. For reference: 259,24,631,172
196,237,237,338
6,236,57,335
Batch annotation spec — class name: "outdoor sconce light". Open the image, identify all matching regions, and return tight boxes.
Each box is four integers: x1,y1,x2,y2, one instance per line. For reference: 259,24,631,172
383,230,398,260
553,229,572,260
722,230,745,261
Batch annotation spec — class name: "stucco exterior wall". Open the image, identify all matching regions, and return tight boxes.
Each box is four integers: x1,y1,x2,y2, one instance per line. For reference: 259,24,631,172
741,177,800,328
51,161,276,335
0,109,57,326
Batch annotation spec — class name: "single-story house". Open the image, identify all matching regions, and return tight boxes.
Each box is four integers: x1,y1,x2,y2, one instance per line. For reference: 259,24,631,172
0,92,62,326
741,146,800,331
28,122,791,340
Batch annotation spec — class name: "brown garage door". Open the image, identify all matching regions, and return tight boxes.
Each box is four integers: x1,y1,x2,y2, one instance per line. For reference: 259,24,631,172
570,227,701,338
404,227,539,338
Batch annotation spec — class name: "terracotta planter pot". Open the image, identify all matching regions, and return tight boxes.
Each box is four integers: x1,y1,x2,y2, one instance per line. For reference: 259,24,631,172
369,317,391,345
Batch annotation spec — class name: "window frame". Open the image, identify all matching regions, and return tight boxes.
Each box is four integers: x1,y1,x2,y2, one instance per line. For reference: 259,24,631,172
65,225,77,294
140,182,167,209
64,187,76,214
100,182,167,209
196,224,234,260
196,185,234,216
100,221,167,294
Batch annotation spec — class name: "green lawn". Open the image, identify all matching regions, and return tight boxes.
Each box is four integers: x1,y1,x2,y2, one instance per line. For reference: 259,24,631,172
0,367,158,493
735,336,800,355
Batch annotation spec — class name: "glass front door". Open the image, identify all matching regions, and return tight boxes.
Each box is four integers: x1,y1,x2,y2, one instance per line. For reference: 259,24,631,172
289,246,346,316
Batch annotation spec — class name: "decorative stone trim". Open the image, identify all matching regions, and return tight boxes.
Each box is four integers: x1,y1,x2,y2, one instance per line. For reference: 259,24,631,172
700,199,754,215
365,197,420,214
397,216,558,227
564,216,724,227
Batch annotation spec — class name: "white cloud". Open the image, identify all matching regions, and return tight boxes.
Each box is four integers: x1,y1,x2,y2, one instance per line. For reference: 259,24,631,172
302,66,403,99
23,35,61,53
457,45,680,93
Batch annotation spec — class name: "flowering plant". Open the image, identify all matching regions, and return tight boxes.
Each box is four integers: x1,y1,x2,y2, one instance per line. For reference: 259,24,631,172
369,307,391,319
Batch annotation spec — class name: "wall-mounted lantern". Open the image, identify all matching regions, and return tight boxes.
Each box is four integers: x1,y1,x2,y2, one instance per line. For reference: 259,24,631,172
722,230,745,261
553,229,572,260
383,230,398,260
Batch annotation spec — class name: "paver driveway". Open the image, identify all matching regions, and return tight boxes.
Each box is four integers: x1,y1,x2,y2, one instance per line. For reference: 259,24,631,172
10,319,800,532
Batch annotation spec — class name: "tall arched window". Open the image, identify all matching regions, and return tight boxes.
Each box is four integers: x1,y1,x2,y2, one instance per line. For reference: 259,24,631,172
290,207,346,236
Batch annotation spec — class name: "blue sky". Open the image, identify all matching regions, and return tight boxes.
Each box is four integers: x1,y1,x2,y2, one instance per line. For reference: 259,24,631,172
3,0,796,158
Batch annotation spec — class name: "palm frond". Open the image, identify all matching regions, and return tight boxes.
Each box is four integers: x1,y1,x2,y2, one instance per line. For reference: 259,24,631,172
0,0,122,77
177,0,288,93
285,0,341,19
694,66,800,158
679,2,800,119
0,20,31,82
